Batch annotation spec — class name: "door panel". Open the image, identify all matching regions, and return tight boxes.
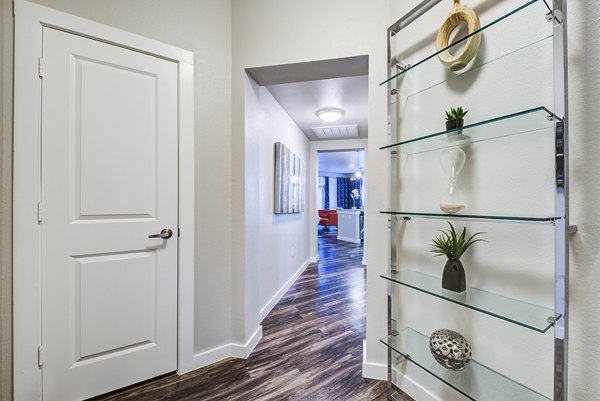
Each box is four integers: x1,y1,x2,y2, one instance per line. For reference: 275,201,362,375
41,27,178,401
77,57,158,218
76,251,156,359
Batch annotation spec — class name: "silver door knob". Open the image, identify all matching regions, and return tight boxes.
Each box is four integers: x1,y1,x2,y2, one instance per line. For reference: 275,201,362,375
148,228,173,239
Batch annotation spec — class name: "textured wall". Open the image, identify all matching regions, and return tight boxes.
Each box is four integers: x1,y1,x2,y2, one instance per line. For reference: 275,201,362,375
565,1,600,399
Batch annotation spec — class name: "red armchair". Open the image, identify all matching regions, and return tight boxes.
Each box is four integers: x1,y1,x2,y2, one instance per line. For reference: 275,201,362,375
318,210,338,229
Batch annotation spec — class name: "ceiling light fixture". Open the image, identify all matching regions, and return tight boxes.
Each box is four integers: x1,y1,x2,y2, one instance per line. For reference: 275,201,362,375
317,108,344,123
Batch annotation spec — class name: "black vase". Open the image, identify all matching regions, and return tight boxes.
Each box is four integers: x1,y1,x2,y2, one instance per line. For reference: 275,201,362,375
442,259,466,293
446,119,464,136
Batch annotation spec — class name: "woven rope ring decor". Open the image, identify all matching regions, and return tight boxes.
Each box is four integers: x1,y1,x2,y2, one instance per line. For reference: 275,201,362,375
436,0,482,71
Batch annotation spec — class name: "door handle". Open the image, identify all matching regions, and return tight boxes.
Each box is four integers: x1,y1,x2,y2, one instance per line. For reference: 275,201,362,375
148,228,173,239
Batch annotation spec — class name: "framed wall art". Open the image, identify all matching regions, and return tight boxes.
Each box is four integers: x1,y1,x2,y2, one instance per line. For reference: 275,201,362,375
274,142,304,214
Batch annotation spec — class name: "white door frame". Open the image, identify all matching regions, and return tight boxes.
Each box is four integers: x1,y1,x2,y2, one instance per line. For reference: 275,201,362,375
308,138,368,261
13,1,195,399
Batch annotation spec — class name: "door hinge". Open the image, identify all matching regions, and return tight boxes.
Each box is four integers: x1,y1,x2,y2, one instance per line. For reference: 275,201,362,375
177,227,181,238
37,202,43,223
38,57,44,78
38,346,44,367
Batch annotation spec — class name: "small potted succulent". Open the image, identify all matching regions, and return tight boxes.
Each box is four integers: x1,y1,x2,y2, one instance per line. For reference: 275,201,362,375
445,106,468,136
429,222,485,293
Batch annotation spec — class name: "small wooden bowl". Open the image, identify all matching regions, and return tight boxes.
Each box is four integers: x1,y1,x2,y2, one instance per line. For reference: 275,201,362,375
436,0,482,71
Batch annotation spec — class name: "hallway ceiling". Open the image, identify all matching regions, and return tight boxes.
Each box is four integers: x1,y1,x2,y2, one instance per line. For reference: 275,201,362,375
246,55,369,142
265,75,368,141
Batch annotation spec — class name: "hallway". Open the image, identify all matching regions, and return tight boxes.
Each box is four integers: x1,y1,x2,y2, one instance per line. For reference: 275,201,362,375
92,233,410,401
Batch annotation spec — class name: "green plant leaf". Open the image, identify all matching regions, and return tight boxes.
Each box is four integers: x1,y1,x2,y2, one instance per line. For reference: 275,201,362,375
445,107,468,121
428,222,485,260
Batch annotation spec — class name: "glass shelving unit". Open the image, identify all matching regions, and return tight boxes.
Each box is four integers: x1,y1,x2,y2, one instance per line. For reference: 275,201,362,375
380,107,557,155
380,0,549,86
381,328,552,401
381,0,571,399
381,270,558,333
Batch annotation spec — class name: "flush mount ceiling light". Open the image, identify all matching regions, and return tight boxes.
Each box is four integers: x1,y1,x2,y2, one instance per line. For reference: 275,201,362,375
317,108,344,123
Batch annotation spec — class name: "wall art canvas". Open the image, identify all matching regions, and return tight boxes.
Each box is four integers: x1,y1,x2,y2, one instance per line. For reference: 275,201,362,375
274,142,304,214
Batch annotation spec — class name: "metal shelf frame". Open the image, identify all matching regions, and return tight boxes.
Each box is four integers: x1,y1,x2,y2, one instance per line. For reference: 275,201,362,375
383,1,571,400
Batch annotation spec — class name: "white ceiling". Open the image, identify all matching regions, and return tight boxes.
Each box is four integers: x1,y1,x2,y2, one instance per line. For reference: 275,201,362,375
246,55,369,142
318,150,364,175
265,75,368,141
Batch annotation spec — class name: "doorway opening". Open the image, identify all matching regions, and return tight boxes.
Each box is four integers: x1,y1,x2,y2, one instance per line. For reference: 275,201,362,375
317,149,366,259
245,55,369,266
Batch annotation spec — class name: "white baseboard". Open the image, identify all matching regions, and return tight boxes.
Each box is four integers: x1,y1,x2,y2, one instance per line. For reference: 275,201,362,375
309,255,319,264
361,364,442,401
362,360,387,380
231,325,263,359
361,340,441,401
182,343,233,374
362,256,366,266
181,326,264,374
362,339,387,380
181,257,309,375
259,257,311,321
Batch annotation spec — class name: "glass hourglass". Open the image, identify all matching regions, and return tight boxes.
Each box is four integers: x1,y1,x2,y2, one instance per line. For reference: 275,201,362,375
439,147,466,213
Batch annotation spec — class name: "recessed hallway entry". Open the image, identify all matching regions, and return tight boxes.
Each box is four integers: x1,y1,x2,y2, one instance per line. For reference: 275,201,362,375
91,233,414,400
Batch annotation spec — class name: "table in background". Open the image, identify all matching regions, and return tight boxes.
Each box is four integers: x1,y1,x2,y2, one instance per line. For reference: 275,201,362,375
337,209,364,244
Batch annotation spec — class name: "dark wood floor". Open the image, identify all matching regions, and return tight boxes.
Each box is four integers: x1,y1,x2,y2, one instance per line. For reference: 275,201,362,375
92,231,414,401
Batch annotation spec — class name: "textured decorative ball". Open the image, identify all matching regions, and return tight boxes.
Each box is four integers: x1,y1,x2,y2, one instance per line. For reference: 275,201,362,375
429,329,471,371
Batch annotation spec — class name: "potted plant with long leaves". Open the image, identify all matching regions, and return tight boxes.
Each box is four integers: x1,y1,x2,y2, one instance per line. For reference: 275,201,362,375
445,106,468,136
429,222,485,293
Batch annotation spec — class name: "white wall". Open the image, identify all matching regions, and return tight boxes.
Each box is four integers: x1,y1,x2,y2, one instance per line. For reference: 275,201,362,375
563,1,600,400
244,72,310,326
369,1,600,400
0,1,14,399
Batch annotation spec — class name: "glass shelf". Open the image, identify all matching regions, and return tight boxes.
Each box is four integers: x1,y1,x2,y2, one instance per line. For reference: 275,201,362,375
380,210,559,225
380,0,544,86
380,107,556,154
381,270,558,333
381,328,551,401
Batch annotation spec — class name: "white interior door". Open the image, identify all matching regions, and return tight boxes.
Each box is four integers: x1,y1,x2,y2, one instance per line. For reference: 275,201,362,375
41,27,178,401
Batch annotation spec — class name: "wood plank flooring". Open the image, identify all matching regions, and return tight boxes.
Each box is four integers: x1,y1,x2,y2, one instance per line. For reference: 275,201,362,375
91,231,414,401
